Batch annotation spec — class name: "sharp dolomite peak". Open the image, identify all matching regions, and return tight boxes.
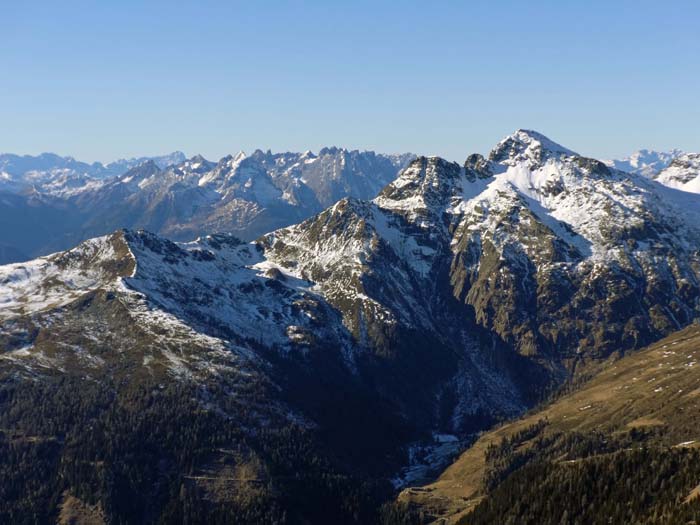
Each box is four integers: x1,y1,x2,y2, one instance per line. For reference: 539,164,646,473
1,130,699,523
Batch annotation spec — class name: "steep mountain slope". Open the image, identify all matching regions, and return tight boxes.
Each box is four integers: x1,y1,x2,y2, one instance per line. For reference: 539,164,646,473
0,231,414,524
399,325,700,524
0,220,529,523
0,222,529,435
0,236,529,523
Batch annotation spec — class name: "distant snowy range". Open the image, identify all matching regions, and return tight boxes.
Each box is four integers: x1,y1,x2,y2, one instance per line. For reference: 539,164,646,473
1,143,698,265
0,148,414,263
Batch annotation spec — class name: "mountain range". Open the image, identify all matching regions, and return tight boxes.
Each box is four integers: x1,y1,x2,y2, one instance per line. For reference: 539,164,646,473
1,130,699,524
0,149,413,264
3,144,699,267
0,151,187,192
604,149,684,178
605,149,700,193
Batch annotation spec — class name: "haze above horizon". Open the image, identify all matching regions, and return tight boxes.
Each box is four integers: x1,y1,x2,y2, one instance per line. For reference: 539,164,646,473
2,0,699,163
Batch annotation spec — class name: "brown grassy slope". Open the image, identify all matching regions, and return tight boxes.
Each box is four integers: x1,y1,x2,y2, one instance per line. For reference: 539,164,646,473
398,324,700,523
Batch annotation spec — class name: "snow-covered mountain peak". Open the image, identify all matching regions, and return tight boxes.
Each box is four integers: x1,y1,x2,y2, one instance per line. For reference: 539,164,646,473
668,152,700,172
375,132,601,222
489,129,578,168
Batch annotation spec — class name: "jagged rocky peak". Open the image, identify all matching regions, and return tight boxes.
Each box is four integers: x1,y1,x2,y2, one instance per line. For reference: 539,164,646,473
489,129,578,167
249,148,274,162
156,150,187,167
464,153,493,182
174,153,215,175
318,146,344,156
169,154,217,176
375,155,466,214
189,153,208,163
138,159,160,171
231,150,247,163
119,159,162,182
667,152,700,174
197,151,248,186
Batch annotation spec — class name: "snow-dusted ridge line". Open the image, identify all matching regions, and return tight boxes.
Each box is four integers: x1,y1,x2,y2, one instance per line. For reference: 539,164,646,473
0,233,130,321
0,147,415,199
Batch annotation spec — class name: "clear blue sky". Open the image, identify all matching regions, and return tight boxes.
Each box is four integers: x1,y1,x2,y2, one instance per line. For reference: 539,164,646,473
2,0,699,163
